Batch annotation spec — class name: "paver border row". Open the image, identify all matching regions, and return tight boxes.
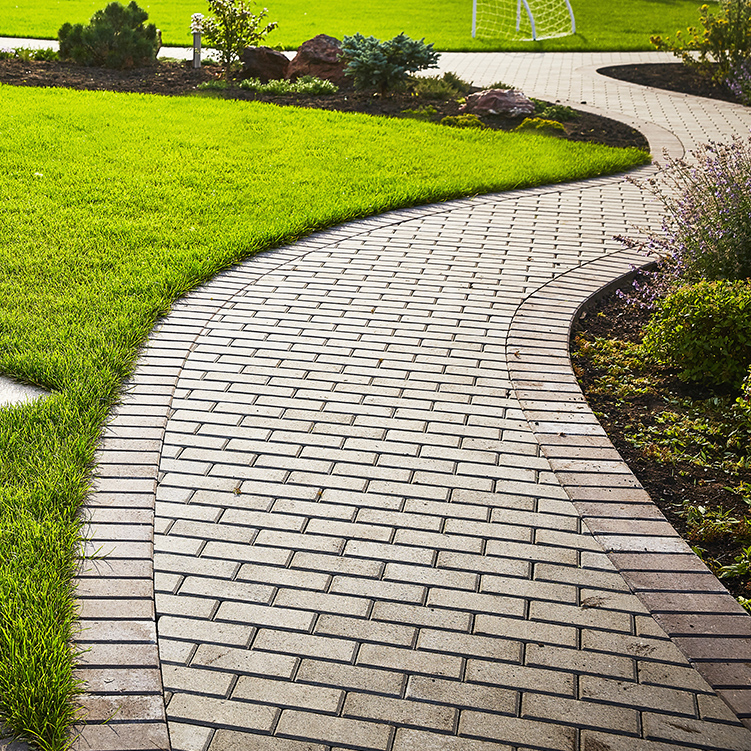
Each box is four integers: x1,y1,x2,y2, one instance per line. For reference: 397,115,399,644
507,253,751,728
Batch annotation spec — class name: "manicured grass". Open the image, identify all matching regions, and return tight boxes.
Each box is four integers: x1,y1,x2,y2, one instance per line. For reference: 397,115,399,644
0,84,648,749
0,0,718,50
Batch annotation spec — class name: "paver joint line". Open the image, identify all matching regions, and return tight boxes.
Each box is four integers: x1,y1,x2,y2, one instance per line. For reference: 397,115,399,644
65,49,751,751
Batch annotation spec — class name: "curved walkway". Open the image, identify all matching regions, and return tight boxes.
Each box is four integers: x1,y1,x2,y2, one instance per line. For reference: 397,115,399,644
73,52,751,751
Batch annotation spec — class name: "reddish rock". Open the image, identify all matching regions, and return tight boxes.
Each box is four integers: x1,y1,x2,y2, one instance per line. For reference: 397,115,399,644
286,34,348,86
240,46,290,82
461,89,536,117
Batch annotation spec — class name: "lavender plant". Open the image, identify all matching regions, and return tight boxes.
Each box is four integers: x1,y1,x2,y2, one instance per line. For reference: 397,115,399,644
727,56,751,104
621,135,751,307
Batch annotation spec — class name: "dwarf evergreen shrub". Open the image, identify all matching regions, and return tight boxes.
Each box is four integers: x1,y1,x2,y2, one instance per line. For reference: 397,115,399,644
340,33,439,95
58,1,159,68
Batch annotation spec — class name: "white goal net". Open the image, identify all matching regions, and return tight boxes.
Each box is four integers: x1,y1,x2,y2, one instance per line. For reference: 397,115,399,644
472,0,576,41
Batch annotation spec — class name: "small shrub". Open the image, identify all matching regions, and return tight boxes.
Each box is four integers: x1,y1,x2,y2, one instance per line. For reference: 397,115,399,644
410,71,473,100
58,1,159,69
486,80,510,90
340,32,439,95
400,105,438,121
199,0,277,83
642,279,751,388
239,75,337,95
0,47,59,61
514,117,565,135
537,103,578,122
440,114,485,128
197,79,229,90
651,0,751,83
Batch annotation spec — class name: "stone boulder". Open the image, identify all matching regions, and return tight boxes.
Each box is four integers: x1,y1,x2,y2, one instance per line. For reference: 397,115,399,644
460,89,536,117
286,34,348,87
240,46,290,82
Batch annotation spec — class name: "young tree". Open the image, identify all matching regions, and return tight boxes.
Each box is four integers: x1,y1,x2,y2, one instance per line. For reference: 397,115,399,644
200,0,277,83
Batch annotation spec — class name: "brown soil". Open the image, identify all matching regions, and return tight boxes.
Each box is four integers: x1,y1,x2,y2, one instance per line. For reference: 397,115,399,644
0,57,649,150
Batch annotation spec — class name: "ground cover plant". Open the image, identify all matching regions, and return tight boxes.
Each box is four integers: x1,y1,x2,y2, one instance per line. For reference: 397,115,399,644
0,0,720,50
0,83,647,750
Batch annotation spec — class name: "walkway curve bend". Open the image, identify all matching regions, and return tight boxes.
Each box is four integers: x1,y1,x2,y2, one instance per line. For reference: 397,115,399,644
72,51,751,751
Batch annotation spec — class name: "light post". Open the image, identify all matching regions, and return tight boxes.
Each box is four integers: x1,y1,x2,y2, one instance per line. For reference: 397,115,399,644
191,13,203,69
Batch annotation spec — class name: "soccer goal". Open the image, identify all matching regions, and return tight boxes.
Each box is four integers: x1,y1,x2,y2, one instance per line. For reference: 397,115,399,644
472,0,576,41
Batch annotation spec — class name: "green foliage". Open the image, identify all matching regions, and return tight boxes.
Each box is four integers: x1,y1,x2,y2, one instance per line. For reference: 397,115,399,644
514,117,566,135
0,47,59,61
410,71,473,99
536,102,579,122
196,78,230,90
238,74,338,94
719,544,751,577
57,1,159,69
642,280,751,388
340,32,439,94
676,500,750,543
199,0,278,82
400,105,438,121
651,0,751,82
440,114,485,128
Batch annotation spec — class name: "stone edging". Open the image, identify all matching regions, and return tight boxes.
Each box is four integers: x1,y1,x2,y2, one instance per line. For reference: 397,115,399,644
506,251,751,729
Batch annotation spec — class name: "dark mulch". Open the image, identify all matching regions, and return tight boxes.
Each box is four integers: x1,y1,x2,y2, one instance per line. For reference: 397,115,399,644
598,62,741,104
0,57,649,150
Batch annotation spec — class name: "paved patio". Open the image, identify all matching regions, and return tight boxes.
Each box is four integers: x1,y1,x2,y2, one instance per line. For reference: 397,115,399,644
69,51,751,751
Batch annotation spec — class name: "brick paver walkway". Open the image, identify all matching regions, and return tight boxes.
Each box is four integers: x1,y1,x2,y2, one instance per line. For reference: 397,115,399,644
74,52,751,751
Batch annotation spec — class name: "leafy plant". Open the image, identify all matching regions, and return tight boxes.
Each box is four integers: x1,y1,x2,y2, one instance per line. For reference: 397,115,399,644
514,117,565,134
621,137,751,303
238,74,337,95
651,0,751,83
536,102,579,122
676,500,749,543
0,47,59,61
57,1,159,69
339,32,439,95
642,280,751,388
199,0,277,83
400,105,439,121
719,544,751,577
410,71,473,99
440,114,485,128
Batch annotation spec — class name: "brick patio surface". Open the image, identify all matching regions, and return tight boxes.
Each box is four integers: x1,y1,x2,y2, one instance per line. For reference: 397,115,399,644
71,51,751,751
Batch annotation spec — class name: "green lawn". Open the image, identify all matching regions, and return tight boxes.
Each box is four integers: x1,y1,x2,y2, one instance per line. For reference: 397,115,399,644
0,0,718,50
0,84,649,750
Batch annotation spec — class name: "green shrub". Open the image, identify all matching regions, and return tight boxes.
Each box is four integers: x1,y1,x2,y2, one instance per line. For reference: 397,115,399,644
536,103,579,122
440,114,485,128
58,1,159,69
642,280,751,387
199,0,277,83
651,0,751,82
410,71,473,99
0,47,59,61
239,75,337,95
340,32,439,95
400,105,438,121
196,78,230,90
514,117,565,134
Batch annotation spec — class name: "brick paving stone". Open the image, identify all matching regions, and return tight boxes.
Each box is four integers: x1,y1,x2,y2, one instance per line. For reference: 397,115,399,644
67,49,751,751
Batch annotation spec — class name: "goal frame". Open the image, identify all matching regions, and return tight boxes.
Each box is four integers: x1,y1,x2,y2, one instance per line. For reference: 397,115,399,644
472,0,576,40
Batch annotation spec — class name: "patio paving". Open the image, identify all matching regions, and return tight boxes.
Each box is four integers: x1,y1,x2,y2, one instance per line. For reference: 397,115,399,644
71,51,751,751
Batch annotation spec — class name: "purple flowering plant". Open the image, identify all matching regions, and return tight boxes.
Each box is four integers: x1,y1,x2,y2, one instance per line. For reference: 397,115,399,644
618,135,751,308
727,56,751,104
